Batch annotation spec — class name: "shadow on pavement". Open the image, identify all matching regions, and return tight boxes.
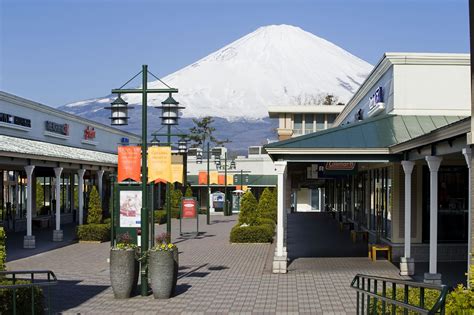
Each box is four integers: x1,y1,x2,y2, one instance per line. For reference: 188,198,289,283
50,280,109,313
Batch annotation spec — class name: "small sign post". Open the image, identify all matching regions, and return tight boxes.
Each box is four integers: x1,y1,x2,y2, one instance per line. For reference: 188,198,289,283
180,197,199,237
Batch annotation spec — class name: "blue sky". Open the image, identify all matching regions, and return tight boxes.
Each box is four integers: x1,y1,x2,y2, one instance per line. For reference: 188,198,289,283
0,0,469,107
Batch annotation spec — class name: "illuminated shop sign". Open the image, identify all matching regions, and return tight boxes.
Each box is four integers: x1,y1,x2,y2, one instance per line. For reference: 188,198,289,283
84,126,96,140
0,112,31,128
45,121,69,135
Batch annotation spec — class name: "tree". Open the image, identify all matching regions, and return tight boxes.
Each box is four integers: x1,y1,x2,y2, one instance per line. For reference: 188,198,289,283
322,94,339,105
35,179,45,213
188,116,230,148
87,186,102,224
257,187,274,214
238,190,258,225
185,185,193,197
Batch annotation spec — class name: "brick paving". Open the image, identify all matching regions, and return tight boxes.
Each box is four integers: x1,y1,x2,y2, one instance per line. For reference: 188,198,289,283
6,213,405,314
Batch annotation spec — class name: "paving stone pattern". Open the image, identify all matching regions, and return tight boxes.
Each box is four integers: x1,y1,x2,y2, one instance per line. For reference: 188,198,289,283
7,214,404,314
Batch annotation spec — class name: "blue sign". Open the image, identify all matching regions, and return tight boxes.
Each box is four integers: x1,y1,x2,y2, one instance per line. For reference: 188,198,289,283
121,137,129,144
368,87,383,110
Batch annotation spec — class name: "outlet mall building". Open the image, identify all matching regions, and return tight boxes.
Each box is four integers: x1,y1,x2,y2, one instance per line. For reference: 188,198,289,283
0,91,140,248
266,53,472,283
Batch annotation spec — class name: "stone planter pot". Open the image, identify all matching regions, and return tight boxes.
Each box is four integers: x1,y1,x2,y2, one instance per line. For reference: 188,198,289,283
149,249,178,299
110,249,138,299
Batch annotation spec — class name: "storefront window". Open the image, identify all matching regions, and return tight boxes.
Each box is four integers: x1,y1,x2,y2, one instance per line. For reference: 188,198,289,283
316,114,325,131
304,114,314,134
293,114,302,135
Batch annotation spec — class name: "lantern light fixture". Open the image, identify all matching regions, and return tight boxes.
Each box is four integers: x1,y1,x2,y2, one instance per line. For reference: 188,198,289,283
155,93,185,125
106,94,132,126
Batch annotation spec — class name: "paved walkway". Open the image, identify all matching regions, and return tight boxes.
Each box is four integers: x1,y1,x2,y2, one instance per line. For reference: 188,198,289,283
6,214,405,314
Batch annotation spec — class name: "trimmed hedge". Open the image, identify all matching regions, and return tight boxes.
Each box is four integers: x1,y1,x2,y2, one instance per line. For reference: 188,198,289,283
0,279,44,314
260,211,277,223
154,210,167,224
230,225,274,243
77,223,110,242
0,227,5,271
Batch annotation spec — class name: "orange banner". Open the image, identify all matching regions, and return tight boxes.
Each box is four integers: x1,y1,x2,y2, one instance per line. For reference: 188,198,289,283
227,175,233,185
118,146,141,182
210,171,218,185
218,175,225,185
198,171,207,185
171,164,183,184
148,146,171,183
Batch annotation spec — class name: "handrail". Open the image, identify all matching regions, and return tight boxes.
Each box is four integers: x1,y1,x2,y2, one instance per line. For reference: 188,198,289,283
350,274,448,315
0,270,58,315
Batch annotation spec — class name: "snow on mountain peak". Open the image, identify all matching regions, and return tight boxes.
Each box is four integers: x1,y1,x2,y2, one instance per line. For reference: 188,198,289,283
64,24,373,121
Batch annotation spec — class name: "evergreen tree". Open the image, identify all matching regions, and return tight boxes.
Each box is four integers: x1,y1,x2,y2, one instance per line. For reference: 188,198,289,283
87,186,102,224
35,179,45,213
185,185,193,197
188,116,230,148
239,190,258,225
257,187,273,214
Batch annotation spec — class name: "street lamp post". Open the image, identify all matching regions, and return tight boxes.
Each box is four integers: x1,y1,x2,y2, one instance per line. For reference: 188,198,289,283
214,152,236,216
106,65,180,297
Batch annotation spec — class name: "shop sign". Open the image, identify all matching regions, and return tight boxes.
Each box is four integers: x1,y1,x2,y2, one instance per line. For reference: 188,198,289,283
325,162,356,171
182,198,197,219
45,121,69,135
0,112,31,128
84,126,96,140
119,190,142,227
121,137,129,144
368,86,383,110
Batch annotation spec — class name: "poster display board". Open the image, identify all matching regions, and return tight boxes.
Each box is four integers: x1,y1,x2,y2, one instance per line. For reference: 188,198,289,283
119,190,142,227
179,197,199,237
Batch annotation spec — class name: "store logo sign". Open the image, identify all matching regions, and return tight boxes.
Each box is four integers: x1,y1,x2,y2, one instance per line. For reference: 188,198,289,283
45,121,69,135
368,87,383,110
0,112,31,128
325,162,356,171
84,126,96,140
121,137,129,144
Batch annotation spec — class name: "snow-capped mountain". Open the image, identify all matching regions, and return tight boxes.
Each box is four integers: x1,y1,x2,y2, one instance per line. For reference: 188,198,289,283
60,24,373,149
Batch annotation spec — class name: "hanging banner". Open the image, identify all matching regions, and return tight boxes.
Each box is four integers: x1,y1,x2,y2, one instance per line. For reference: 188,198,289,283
227,175,234,185
171,164,183,183
118,146,141,182
198,171,207,185
218,175,225,185
119,190,142,227
210,171,219,185
148,146,171,183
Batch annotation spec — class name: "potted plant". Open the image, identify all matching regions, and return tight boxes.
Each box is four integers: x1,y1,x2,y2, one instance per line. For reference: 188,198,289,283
110,232,138,299
148,233,178,299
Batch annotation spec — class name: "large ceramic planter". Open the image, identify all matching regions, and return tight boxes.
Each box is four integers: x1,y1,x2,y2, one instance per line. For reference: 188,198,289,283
149,249,178,299
110,249,138,299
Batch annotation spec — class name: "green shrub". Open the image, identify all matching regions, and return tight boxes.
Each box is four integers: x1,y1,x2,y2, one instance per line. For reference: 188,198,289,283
87,187,102,224
103,218,111,225
230,225,273,243
372,287,447,314
256,218,276,230
0,227,5,271
77,223,110,242
35,179,44,212
260,211,277,223
185,186,193,197
257,188,275,214
445,285,474,314
171,207,181,219
154,210,167,224
0,279,44,314
238,191,259,225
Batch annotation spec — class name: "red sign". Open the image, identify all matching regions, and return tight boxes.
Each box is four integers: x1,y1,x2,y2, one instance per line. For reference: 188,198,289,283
118,146,142,182
198,171,207,185
182,198,197,219
325,162,356,171
84,126,96,140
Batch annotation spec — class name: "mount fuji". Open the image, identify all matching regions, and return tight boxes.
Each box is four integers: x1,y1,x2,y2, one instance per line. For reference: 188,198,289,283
60,24,373,151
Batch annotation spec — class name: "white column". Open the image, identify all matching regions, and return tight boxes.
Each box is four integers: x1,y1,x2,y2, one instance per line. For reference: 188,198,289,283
463,147,472,287
400,161,415,276
53,167,63,242
425,156,442,283
273,161,287,273
97,170,104,201
24,165,35,249
78,169,86,225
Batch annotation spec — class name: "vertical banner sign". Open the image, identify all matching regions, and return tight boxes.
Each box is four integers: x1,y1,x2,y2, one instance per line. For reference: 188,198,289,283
118,146,142,182
182,198,197,219
218,175,225,185
210,171,219,185
148,146,172,183
171,164,184,183
198,171,208,185
227,175,234,185
120,190,142,227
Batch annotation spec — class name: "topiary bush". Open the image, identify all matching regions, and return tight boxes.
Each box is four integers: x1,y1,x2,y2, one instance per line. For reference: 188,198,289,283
87,186,102,224
257,188,274,214
238,191,259,225
230,224,274,243
185,186,193,197
0,227,5,271
0,279,44,314
77,223,110,242
154,210,167,224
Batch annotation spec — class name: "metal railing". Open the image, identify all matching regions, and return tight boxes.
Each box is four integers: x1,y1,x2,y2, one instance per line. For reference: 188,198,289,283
351,274,448,315
0,270,58,315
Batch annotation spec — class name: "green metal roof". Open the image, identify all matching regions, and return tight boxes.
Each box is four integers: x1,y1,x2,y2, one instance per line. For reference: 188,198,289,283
265,114,466,150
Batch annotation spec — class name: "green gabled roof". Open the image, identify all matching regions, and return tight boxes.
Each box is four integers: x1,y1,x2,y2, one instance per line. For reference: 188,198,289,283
265,114,466,150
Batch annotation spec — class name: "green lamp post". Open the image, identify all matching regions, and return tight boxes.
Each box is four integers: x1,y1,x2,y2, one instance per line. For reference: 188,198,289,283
106,65,180,297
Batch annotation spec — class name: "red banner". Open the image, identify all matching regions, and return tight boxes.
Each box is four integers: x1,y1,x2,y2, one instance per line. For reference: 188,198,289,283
198,171,207,185
218,175,225,185
182,198,197,219
118,146,141,182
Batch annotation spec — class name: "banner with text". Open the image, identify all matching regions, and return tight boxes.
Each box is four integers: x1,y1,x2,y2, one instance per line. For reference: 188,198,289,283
171,164,184,184
148,146,171,183
210,171,219,185
118,146,141,182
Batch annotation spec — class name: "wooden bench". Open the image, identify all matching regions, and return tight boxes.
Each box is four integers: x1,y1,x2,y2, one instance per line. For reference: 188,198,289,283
368,244,392,262
339,221,354,231
350,230,368,243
